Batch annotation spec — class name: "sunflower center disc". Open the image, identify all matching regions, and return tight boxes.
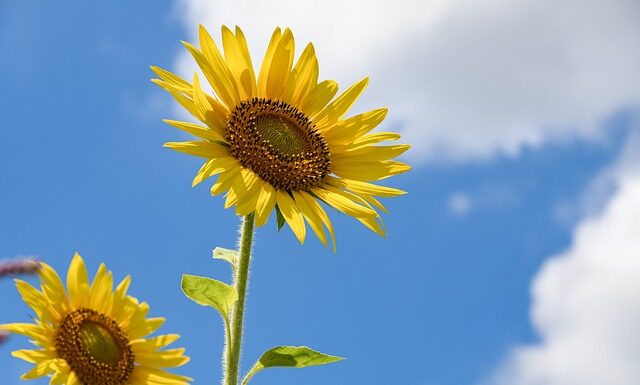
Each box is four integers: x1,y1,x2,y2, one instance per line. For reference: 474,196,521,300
79,322,121,365
255,115,307,156
227,98,331,191
55,308,134,385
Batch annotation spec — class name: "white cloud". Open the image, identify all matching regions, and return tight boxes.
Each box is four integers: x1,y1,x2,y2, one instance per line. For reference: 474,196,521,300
447,183,519,217
552,157,618,227
448,191,472,216
485,134,640,385
172,0,640,162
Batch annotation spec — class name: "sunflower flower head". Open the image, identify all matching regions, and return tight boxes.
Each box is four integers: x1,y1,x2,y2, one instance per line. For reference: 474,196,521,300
1,253,191,385
152,26,411,250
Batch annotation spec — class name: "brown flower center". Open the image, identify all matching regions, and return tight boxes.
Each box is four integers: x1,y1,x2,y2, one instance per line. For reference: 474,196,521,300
226,98,331,191
55,308,134,385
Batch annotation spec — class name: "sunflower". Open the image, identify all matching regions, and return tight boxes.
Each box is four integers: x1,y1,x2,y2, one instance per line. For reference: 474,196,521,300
152,26,410,249
1,253,191,385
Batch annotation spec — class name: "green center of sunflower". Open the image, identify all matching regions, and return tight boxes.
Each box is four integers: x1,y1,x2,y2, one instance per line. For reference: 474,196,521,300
255,114,308,156
55,308,134,385
227,98,331,191
78,321,121,365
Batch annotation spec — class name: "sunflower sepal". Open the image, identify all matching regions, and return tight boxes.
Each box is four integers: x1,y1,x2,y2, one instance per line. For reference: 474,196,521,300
240,345,345,385
181,274,238,321
275,204,286,231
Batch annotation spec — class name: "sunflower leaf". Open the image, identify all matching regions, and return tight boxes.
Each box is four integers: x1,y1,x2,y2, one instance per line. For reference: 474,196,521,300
212,247,239,270
275,205,286,231
181,274,238,319
241,346,344,385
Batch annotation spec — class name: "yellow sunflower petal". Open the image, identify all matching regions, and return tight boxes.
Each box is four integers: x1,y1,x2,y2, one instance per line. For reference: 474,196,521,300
119,297,148,330
163,141,228,159
280,42,318,104
135,348,190,368
311,187,377,218
258,27,282,97
89,263,114,314
130,367,192,385
322,183,382,215
289,43,319,106
235,172,263,216
15,280,54,322
254,181,276,227
127,317,165,340
211,166,241,196
234,26,257,92
292,191,327,246
198,25,240,104
189,72,233,134
113,275,131,303
204,94,231,131
192,156,238,187
332,144,411,162
314,77,369,128
191,72,215,122
66,252,90,308
113,295,140,329
182,26,239,108
12,349,54,364
66,371,81,385
300,80,339,117
275,190,306,244
151,79,200,120
150,66,192,93
21,359,55,380
323,108,388,144
131,334,181,352
265,28,295,99
332,160,412,181
357,215,387,236
163,119,225,143
110,275,132,321
299,191,337,252
0,323,45,337
353,132,401,146
49,361,71,385
225,168,259,210
38,263,69,314
0,322,53,349
328,177,407,197
222,25,256,100
361,194,389,213
49,364,69,385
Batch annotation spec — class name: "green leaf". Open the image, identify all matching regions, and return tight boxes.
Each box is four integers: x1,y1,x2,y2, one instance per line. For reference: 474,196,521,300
275,204,286,231
181,274,238,319
241,346,344,385
258,346,344,367
213,247,238,269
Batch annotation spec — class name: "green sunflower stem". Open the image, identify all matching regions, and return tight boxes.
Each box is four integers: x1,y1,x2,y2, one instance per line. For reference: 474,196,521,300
224,213,255,385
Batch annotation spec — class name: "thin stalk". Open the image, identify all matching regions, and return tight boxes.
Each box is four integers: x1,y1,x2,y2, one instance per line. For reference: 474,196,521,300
221,319,232,385
225,213,255,385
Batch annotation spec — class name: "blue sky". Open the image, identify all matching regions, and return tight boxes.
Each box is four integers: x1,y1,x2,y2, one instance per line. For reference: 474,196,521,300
2,1,640,385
